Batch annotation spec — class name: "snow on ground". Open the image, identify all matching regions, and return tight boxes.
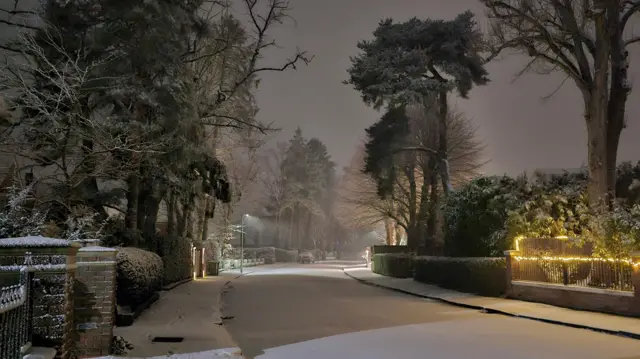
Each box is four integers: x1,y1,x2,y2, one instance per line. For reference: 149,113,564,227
91,348,243,359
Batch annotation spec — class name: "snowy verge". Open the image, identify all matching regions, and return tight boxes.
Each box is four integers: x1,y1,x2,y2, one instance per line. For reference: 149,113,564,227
90,348,243,359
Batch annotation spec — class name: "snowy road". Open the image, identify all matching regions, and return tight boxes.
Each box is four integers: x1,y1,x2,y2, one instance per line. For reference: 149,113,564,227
222,262,640,359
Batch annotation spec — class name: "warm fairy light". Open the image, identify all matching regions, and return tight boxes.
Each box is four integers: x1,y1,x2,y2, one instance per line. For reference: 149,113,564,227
514,256,633,265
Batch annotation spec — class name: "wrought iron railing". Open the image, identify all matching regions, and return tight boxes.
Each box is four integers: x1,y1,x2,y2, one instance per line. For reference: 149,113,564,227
0,255,35,359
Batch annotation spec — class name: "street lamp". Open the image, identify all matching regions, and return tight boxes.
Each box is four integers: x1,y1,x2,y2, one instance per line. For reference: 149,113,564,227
240,214,249,273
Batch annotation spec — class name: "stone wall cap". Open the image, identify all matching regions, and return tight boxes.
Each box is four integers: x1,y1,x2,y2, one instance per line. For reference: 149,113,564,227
0,236,72,248
78,246,117,252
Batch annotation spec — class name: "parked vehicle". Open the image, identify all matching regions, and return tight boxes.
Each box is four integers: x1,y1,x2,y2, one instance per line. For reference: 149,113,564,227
298,251,315,264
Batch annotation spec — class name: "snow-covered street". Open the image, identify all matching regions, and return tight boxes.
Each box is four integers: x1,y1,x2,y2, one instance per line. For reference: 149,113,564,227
220,262,640,359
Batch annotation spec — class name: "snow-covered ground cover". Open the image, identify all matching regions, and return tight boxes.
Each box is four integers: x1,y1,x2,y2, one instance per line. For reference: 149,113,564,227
92,348,243,359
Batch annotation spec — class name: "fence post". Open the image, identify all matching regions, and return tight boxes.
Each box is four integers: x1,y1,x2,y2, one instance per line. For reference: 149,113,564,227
504,250,520,295
632,251,640,299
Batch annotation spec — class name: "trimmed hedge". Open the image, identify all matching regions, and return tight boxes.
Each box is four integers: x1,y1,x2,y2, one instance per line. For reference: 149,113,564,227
116,247,164,309
413,256,507,297
159,236,192,285
242,247,276,264
371,245,413,255
372,253,413,278
275,248,298,262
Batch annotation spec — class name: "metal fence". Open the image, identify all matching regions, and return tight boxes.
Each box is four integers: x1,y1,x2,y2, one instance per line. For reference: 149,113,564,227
512,238,634,292
0,261,35,359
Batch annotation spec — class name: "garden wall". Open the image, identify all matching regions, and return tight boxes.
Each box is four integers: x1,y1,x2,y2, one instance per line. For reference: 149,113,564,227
0,237,118,359
509,281,640,317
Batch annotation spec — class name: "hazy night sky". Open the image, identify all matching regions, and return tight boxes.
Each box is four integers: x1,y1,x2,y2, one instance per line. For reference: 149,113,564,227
241,0,640,176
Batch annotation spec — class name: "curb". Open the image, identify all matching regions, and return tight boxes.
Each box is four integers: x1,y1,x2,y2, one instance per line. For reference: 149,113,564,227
342,269,640,341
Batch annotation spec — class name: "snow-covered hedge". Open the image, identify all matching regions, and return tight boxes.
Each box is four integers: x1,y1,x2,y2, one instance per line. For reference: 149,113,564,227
159,236,192,285
274,248,298,262
241,247,276,264
116,247,163,309
413,256,507,297
372,253,413,278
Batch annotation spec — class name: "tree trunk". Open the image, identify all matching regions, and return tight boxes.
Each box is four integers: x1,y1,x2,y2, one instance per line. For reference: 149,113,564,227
425,172,439,254
275,211,281,248
384,217,395,245
586,12,612,209
304,211,313,250
395,225,404,246
143,183,167,240
126,174,140,232
167,189,176,237
136,169,149,232
437,92,452,195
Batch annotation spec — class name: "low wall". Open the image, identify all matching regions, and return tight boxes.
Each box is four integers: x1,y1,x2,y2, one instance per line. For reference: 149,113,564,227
510,281,640,317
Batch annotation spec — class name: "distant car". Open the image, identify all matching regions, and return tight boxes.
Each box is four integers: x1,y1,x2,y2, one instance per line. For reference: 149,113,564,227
298,251,315,264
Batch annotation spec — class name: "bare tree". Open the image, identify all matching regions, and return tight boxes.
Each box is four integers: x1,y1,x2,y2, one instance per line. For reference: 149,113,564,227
258,141,288,247
0,28,162,219
481,0,639,208
334,141,404,245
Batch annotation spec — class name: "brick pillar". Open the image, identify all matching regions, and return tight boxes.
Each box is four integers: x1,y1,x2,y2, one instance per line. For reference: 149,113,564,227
632,251,640,299
0,238,80,359
504,250,520,295
74,246,117,358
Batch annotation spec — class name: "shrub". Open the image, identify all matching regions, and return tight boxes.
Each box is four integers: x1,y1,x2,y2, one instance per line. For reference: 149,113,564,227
372,253,413,278
443,176,527,257
371,245,412,255
413,256,506,297
116,247,164,309
158,236,192,285
275,248,298,262
242,247,276,264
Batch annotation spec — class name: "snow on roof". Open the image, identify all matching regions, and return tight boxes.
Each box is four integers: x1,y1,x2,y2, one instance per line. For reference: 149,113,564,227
0,236,71,248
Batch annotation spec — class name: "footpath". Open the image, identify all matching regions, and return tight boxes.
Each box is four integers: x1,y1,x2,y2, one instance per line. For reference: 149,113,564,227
343,266,640,339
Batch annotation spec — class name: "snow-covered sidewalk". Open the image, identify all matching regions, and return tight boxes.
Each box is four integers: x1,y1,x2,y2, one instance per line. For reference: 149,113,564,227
112,276,238,358
343,267,640,338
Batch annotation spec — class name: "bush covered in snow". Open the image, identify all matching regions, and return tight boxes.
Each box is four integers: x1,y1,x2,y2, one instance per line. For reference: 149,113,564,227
444,166,640,258
274,248,298,262
443,176,528,257
158,236,193,285
241,247,276,263
372,253,413,278
116,247,164,309
0,185,47,238
413,256,507,297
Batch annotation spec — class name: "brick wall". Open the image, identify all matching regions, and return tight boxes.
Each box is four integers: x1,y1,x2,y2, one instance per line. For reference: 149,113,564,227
510,281,640,317
74,246,117,358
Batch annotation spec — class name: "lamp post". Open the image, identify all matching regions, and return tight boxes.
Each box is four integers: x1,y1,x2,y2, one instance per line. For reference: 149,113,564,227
240,214,248,274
